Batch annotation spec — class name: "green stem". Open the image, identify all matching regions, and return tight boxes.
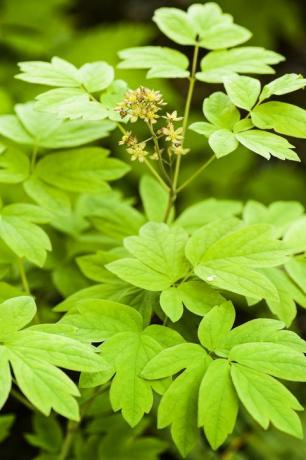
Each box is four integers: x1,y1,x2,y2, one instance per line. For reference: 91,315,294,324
117,122,127,135
177,154,215,192
147,121,171,184
172,43,200,194
58,385,109,460
31,144,38,172
144,159,170,191
10,388,36,412
17,257,30,295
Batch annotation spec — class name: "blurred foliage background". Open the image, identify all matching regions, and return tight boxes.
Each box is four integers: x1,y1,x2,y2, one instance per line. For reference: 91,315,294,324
0,0,305,459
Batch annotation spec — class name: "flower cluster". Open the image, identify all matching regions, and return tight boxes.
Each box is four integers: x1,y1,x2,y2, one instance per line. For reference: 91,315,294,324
117,86,166,124
160,111,189,157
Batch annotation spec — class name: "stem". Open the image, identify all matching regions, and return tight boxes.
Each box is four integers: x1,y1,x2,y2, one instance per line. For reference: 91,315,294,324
147,121,171,184
177,154,215,192
58,385,109,460
172,43,200,194
31,144,38,172
17,257,30,295
10,388,37,412
144,159,170,191
117,122,126,135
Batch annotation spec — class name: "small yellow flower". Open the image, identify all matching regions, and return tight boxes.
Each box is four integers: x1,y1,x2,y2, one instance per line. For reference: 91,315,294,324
127,142,148,162
162,123,184,143
162,111,183,122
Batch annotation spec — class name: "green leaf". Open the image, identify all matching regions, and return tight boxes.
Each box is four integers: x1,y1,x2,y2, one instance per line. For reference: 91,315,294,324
0,414,15,443
118,46,189,79
153,8,195,46
107,223,189,291
0,115,33,145
0,146,30,183
203,92,240,129
229,343,306,381
260,73,306,101
177,280,225,316
0,296,36,338
198,302,235,353
286,258,306,294
0,349,11,410
35,88,108,121
197,47,284,83
224,74,261,111
188,3,251,50
231,364,303,438
176,199,242,232
188,121,217,137
243,200,304,235
263,268,306,326
16,57,80,87
0,211,51,267
284,217,306,253
140,175,170,222
224,318,306,353
198,359,238,449
35,147,129,194
160,287,183,322
252,102,306,139
77,61,114,92
208,129,238,158
236,130,299,161
25,413,63,453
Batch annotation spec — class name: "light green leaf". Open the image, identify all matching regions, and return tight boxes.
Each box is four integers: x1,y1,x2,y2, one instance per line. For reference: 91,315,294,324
160,287,183,322
0,115,33,144
0,297,36,337
236,130,299,161
252,102,306,139
8,352,80,420
35,147,129,194
118,46,189,79
229,342,306,381
140,175,170,222
16,57,80,87
0,213,51,267
208,129,238,158
224,318,306,353
286,258,306,294
15,102,62,141
203,92,240,129
197,47,284,83
198,302,235,353
177,280,225,316
231,364,303,438
0,349,11,409
188,3,251,50
176,199,242,233
78,61,114,92
199,359,238,449
0,146,30,183
263,268,306,326
284,217,306,253
107,223,189,291
153,8,195,46
188,121,217,137
35,88,108,121
260,73,306,101
224,74,261,111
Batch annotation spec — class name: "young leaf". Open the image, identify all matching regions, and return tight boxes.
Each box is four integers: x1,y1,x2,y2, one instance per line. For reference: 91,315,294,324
0,350,11,410
286,258,306,294
203,92,240,129
231,364,303,438
16,57,80,87
77,62,114,92
118,46,189,79
208,129,238,158
229,342,306,381
107,223,189,291
252,102,306,139
260,73,306,101
224,74,261,111
160,287,183,322
198,302,235,353
153,8,195,46
140,175,170,222
197,47,284,83
236,130,299,161
177,280,225,316
0,297,36,337
198,359,238,449
0,146,30,183
35,147,129,194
